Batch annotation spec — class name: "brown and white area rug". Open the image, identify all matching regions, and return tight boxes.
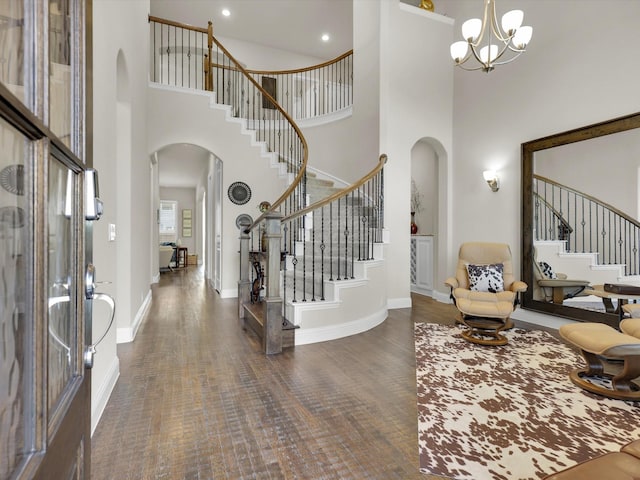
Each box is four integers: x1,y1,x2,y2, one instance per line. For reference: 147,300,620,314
415,323,640,480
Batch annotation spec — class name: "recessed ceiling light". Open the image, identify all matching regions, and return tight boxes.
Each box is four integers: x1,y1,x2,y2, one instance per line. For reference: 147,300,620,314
321,33,330,42
222,8,231,17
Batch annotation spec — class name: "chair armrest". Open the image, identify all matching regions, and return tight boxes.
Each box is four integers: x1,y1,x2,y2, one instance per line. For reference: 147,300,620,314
444,277,459,289
510,280,528,293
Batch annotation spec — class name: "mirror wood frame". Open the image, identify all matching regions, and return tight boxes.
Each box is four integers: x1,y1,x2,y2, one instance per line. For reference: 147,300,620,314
521,111,640,327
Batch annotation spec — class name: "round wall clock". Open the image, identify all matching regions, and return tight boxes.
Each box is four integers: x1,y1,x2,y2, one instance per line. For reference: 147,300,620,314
228,181,251,205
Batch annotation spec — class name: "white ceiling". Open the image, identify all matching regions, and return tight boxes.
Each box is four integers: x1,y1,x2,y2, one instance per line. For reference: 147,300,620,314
150,0,354,60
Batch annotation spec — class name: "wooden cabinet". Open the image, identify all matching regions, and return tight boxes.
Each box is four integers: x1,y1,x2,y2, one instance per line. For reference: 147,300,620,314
411,235,434,296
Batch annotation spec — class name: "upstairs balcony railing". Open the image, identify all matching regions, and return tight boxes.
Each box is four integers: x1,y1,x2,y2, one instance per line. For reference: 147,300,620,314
533,174,640,276
148,16,353,122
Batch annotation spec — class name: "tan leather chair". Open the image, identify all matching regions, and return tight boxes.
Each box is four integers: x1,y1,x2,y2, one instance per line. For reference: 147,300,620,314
445,242,527,345
533,248,590,304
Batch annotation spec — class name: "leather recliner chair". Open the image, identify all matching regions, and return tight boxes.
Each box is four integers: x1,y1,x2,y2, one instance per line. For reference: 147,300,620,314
445,242,527,346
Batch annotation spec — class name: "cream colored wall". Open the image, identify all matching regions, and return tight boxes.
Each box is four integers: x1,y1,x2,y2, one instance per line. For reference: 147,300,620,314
92,0,151,432
147,86,289,297
378,2,454,306
437,0,640,298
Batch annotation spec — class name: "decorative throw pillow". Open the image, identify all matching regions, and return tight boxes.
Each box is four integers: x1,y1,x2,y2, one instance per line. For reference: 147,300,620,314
538,261,557,279
466,263,504,293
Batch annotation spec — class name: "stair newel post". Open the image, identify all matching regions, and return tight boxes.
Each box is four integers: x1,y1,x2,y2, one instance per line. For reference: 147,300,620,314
263,213,284,354
238,226,251,326
206,21,213,91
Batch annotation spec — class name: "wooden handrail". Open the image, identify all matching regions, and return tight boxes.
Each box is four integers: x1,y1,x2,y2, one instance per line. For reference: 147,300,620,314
282,154,387,223
148,15,208,34
210,50,352,77
534,174,640,229
207,36,310,232
532,191,573,234
243,50,354,75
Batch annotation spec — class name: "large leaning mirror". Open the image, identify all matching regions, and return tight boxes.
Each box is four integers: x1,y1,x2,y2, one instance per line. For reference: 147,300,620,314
522,112,640,328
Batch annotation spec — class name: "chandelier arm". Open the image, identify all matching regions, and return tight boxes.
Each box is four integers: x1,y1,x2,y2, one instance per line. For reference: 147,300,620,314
491,51,524,67
507,44,526,54
467,44,489,69
489,3,513,43
486,41,514,65
454,62,487,72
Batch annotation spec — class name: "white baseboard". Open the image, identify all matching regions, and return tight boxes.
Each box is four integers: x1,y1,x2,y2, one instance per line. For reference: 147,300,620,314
295,308,387,345
152,272,160,284
91,355,120,436
387,297,412,309
511,307,574,330
117,289,152,343
432,290,452,304
219,288,238,299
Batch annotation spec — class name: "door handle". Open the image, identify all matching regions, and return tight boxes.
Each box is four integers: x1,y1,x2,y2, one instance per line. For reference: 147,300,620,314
83,263,116,369
84,292,116,369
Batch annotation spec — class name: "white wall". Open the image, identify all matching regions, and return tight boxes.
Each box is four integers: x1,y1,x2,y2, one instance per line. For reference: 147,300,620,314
92,0,151,431
435,0,640,297
159,187,197,253
378,3,454,306
147,86,289,297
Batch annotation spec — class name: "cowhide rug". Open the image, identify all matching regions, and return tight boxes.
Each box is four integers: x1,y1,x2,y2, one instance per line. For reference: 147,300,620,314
415,323,640,480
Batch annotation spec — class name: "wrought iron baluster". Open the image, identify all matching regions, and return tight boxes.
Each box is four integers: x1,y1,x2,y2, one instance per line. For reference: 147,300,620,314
321,206,325,300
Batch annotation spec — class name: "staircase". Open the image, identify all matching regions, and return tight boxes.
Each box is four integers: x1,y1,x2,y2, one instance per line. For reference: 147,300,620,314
147,16,388,353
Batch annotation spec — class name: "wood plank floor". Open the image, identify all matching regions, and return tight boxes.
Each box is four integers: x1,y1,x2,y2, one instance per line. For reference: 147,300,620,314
90,266,459,479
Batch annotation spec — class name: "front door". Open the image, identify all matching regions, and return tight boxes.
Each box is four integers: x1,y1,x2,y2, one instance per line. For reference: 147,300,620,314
0,0,93,478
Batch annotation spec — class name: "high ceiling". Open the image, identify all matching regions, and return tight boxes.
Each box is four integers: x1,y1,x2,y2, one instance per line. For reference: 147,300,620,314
150,0,354,60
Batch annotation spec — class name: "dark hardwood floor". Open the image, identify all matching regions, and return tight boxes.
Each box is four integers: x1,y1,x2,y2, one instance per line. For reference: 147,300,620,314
90,266,459,479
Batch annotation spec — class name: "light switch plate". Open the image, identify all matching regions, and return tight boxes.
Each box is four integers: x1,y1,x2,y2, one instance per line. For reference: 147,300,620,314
108,223,116,241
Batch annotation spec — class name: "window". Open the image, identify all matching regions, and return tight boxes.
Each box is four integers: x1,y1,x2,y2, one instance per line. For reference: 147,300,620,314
159,200,177,235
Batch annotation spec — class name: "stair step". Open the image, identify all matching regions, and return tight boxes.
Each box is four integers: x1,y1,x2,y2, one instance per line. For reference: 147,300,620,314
242,301,296,349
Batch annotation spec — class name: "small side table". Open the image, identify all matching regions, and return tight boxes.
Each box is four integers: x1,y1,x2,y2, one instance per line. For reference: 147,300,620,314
176,247,188,268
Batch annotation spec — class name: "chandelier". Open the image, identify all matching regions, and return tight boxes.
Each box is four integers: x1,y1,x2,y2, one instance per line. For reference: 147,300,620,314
450,0,533,73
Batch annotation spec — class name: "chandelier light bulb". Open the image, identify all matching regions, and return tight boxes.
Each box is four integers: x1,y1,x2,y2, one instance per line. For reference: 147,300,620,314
461,18,482,42
480,45,498,63
450,41,469,62
512,26,533,49
501,9,523,34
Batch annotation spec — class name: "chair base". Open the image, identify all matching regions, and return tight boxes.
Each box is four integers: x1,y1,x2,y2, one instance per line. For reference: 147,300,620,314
459,314,512,346
569,369,640,401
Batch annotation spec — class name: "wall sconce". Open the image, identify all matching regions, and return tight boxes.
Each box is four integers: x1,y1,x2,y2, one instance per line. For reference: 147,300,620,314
483,170,500,192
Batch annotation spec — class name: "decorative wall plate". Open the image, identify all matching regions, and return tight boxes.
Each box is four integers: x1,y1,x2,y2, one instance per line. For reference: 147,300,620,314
235,213,253,229
0,164,24,195
0,206,25,228
228,181,251,205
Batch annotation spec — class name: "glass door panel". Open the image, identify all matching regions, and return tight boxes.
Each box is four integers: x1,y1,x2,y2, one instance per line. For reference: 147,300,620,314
47,158,78,417
0,116,29,479
49,0,73,149
0,1,28,105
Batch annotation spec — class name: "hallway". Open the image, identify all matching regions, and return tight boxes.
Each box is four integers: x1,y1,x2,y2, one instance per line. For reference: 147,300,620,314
90,267,456,479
